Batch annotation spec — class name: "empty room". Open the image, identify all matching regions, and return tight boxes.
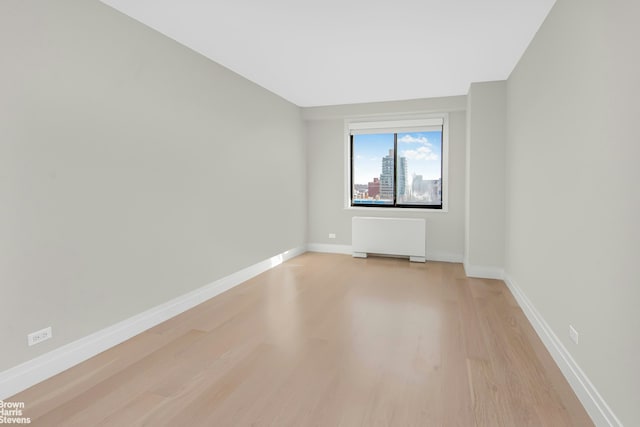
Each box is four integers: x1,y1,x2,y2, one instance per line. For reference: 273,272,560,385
1,0,638,425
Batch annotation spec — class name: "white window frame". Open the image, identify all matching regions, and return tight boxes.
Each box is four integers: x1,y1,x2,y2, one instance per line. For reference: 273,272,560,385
344,113,449,212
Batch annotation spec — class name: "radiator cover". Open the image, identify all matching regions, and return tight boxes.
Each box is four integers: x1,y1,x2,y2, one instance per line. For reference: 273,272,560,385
351,217,426,262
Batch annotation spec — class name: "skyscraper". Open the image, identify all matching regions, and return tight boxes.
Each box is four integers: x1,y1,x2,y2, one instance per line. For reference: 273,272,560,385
379,148,407,202
380,149,394,200
397,156,407,202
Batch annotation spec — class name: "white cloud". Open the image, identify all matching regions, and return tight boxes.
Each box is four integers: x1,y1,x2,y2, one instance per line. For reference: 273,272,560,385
398,134,431,146
401,146,438,161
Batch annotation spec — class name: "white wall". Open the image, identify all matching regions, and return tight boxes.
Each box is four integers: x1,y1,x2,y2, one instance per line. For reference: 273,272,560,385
304,97,466,261
465,81,506,276
0,0,306,371
506,0,640,424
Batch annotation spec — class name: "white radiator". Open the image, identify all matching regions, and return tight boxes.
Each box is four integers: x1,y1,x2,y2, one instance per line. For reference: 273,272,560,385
351,217,426,262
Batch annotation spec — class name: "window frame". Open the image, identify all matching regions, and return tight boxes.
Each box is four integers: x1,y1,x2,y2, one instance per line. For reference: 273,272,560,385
344,114,449,212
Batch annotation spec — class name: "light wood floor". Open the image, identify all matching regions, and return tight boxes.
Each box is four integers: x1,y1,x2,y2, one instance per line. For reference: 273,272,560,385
12,253,593,426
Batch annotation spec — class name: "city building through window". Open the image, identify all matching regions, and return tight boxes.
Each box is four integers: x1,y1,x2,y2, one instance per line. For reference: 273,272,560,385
349,117,447,209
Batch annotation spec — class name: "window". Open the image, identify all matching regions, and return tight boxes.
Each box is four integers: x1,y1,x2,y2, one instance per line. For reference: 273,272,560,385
348,117,447,209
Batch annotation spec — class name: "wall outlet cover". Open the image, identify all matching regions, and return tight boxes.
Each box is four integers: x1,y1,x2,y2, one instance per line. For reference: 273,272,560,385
28,327,52,346
569,325,579,344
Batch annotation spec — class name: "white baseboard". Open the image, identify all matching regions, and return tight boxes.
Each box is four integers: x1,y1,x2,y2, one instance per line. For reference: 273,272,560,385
427,252,463,263
0,246,306,400
307,243,463,264
463,262,505,279
503,273,622,427
306,243,353,255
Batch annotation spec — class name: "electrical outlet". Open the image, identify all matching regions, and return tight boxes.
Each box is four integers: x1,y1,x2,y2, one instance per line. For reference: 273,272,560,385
28,327,52,346
569,325,579,344
328,233,336,239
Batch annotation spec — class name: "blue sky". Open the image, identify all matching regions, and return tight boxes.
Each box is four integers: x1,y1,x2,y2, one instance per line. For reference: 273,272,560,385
352,131,442,185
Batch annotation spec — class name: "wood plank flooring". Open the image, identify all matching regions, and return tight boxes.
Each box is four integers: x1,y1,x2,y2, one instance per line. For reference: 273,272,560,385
10,253,593,426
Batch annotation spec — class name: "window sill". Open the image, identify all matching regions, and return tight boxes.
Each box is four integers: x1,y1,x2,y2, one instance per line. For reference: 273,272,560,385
344,206,448,213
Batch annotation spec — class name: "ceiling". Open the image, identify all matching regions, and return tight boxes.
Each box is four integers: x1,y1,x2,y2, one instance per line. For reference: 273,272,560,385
100,0,556,107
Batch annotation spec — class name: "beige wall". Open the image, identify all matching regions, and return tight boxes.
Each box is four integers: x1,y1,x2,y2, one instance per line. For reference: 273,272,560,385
465,81,506,272
304,97,466,261
506,0,640,424
0,0,306,371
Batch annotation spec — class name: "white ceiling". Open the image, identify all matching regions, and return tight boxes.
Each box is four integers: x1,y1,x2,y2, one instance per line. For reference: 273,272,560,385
100,0,556,107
